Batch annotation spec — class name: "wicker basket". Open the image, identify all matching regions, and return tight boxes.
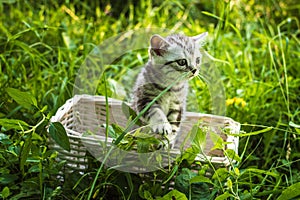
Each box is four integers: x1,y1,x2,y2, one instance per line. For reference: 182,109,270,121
49,95,240,173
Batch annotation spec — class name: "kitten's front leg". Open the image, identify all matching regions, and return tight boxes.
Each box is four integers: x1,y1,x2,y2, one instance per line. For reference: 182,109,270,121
167,97,183,133
147,105,172,135
167,108,182,134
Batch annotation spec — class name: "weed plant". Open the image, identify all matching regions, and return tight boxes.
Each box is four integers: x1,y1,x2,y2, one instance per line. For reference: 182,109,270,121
0,0,299,199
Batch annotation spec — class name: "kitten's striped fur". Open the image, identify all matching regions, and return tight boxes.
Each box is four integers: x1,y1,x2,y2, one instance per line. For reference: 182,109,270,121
132,32,207,146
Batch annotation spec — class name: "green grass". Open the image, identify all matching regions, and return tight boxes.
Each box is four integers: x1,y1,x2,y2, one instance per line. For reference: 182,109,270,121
0,0,299,199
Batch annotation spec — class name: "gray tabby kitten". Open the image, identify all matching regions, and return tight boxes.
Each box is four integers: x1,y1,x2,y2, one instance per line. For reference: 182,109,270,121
132,32,207,146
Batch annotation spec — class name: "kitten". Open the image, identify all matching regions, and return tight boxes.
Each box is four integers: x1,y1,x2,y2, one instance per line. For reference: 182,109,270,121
132,32,207,147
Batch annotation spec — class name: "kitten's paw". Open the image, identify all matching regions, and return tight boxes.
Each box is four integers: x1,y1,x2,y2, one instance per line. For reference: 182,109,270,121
156,135,176,150
151,122,172,135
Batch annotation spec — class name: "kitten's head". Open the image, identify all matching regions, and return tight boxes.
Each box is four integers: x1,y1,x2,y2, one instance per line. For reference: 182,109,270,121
149,32,207,79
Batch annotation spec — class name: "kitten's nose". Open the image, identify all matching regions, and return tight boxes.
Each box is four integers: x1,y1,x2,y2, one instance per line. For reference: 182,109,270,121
191,68,197,74
188,65,197,74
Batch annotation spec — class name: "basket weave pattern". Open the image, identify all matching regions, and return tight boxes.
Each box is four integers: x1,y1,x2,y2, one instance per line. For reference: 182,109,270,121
49,95,240,172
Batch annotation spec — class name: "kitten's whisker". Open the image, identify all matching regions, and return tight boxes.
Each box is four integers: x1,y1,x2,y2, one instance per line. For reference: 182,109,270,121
196,74,209,84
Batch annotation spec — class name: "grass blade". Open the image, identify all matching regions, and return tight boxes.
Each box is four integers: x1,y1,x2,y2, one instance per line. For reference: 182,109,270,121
277,182,300,200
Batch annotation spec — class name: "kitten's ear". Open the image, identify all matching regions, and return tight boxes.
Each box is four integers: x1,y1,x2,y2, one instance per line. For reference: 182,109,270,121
191,32,208,45
150,34,170,56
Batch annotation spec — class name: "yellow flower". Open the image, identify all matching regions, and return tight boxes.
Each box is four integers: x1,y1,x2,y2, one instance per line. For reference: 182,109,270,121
226,98,235,106
235,97,246,107
226,97,247,107
240,100,246,107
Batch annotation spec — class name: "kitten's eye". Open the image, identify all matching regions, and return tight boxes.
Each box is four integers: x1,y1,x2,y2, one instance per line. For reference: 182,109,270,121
196,57,201,65
176,59,187,66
